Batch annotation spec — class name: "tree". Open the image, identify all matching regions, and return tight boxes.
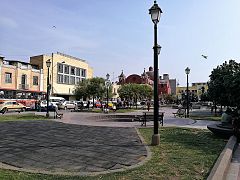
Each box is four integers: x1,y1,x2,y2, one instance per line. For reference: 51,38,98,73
163,94,177,104
200,93,209,102
74,77,109,104
118,83,153,108
138,84,153,100
118,84,132,102
208,60,240,112
74,79,89,100
88,77,106,105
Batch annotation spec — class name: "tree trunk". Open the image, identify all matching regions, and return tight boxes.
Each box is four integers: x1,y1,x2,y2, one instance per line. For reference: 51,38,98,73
135,96,137,109
214,101,217,116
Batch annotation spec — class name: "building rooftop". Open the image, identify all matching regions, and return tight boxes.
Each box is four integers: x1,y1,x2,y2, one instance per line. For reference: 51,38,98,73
56,52,86,63
3,59,39,69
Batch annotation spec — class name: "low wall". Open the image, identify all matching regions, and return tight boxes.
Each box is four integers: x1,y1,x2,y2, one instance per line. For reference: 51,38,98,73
207,135,237,180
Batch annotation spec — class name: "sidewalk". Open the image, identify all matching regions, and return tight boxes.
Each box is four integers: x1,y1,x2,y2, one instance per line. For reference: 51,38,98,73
226,143,240,180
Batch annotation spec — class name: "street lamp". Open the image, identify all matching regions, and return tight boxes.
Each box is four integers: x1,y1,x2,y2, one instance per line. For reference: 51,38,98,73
185,67,190,118
106,73,110,110
149,0,163,146
153,44,161,55
46,59,51,118
157,44,161,55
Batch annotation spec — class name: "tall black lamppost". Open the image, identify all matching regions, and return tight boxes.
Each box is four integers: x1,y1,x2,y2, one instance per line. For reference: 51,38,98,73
46,59,51,118
185,67,190,118
106,73,110,109
149,0,163,146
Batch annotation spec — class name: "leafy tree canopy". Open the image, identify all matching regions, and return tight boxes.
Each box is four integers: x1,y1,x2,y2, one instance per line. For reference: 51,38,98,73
74,77,112,101
208,60,240,108
118,83,153,102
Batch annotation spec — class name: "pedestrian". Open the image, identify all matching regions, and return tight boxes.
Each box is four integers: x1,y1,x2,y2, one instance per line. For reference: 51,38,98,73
112,103,117,112
87,101,90,110
211,103,214,113
80,101,83,110
147,100,151,111
37,100,41,112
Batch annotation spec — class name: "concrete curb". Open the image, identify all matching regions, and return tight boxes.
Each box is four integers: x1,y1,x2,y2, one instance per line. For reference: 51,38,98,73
207,135,237,180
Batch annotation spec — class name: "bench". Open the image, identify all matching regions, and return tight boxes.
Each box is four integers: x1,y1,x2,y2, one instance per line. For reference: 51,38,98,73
54,109,63,119
173,109,185,118
136,112,164,127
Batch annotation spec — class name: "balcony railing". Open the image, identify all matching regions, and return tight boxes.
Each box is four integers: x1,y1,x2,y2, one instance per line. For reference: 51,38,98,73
19,84,29,90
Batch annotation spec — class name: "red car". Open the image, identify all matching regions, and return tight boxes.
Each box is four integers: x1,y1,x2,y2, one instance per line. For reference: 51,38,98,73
95,101,102,108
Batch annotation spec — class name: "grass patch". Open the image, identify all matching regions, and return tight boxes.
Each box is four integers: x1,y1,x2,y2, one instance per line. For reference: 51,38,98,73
0,128,225,179
190,114,221,121
0,114,48,121
189,110,221,121
190,115,221,121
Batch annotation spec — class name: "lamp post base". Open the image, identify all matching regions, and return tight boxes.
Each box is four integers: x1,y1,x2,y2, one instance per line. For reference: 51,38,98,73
151,134,160,145
46,113,49,118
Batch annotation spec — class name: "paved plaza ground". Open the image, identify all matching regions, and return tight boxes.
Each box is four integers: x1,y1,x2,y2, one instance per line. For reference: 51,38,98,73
0,120,147,175
0,107,220,176
47,107,219,129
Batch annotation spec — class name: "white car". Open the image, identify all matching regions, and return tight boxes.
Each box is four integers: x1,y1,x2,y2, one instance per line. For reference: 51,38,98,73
40,100,57,108
58,101,76,110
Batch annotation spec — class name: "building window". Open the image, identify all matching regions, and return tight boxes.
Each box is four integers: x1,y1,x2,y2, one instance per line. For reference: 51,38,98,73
76,68,80,76
76,77,80,84
33,76,38,85
58,63,63,73
81,69,86,77
70,76,75,84
57,74,63,83
64,75,69,84
64,65,69,74
71,67,75,75
5,73,12,83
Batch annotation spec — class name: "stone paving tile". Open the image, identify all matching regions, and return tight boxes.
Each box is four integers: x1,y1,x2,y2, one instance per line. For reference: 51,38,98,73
0,120,147,173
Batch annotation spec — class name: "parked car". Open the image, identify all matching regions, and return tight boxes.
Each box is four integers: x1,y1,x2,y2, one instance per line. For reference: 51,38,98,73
76,101,93,109
102,101,114,109
39,100,56,111
58,101,76,110
0,101,26,114
95,101,102,108
49,97,65,108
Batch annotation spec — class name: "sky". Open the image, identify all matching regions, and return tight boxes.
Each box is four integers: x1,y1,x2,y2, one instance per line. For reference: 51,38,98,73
1,0,240,86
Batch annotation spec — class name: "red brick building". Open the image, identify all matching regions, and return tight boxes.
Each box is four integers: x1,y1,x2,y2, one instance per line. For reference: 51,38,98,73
118,67,176,95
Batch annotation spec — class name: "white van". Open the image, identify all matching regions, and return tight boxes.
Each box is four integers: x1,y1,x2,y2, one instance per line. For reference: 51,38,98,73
49,97,65,107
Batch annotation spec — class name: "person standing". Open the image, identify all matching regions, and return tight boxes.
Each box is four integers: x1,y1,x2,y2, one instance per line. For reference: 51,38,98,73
147,100,151,111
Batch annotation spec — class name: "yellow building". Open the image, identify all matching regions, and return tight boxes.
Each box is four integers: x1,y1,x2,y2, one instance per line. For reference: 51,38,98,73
0,56,44,99
176,82,208,100
30,52,93,100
